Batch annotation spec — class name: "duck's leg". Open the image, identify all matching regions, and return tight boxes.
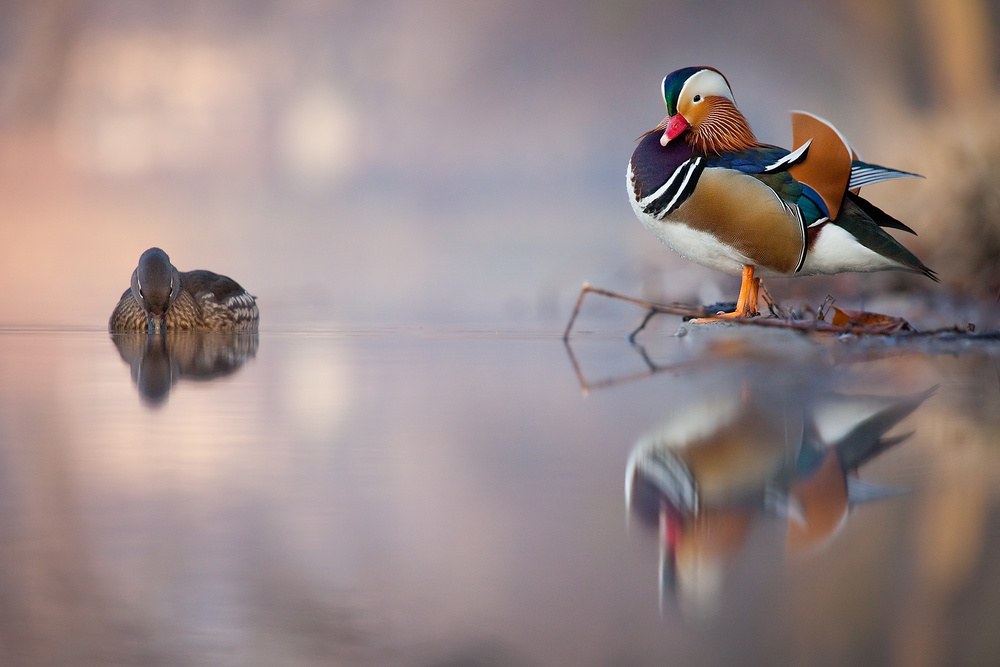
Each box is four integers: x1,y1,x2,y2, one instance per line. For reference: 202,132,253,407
721,265,760,318
696,266,761,321
741,268,761,317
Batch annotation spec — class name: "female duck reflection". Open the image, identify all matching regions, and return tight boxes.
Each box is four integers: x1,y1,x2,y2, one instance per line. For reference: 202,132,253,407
108,248,259,406
111,332,258,406
625,379,934,618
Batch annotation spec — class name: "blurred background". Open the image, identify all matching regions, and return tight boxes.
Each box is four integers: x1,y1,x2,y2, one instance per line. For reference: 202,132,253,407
2,5,1000,664
0,0,998,327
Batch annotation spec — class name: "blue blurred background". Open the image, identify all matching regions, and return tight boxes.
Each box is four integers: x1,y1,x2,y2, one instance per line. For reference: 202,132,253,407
0,0,997,327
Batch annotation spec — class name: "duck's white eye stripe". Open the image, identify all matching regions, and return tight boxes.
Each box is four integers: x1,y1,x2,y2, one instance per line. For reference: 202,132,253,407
679,69,734,106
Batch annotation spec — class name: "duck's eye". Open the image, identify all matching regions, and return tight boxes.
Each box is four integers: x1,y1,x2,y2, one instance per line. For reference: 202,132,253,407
693,94,702,103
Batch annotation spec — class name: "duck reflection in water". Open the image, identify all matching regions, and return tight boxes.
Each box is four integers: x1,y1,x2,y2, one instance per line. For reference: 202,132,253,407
110,331,259,407
625,376,934,618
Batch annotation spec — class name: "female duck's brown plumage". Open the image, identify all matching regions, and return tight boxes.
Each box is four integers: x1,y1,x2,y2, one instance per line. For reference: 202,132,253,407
109,247,259,332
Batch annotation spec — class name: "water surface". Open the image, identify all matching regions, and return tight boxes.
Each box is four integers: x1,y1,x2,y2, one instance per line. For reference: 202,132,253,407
1,326,998,666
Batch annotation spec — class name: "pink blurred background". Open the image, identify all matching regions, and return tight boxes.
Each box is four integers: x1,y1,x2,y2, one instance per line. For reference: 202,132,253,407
0,0,997,327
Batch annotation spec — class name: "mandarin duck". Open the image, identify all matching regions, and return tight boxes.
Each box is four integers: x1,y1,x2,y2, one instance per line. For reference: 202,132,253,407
628,67,937,318
109,247,259,332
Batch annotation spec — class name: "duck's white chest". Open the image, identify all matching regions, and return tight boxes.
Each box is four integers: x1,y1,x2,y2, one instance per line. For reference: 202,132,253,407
631,204,753,276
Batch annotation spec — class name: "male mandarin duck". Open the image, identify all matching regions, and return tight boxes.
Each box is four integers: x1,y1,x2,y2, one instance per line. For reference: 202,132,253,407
109,247,259,332
627,66,937,317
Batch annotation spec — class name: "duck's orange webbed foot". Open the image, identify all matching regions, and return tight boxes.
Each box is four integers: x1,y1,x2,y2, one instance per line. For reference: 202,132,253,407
693,266,761,322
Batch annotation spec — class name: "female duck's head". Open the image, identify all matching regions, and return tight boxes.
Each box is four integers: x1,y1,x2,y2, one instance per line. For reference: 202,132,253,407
129,247,181,333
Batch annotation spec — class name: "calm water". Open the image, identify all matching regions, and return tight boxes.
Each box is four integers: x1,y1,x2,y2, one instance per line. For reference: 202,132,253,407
1,325,999,666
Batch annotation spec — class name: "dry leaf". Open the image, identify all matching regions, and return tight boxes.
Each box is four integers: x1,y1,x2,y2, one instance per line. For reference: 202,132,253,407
829,307,913,331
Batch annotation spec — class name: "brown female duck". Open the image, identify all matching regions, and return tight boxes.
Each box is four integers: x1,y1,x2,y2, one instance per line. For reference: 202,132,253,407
109,247,258,332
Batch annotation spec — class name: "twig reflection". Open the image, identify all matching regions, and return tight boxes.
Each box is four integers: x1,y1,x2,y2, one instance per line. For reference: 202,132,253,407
562,338,708,394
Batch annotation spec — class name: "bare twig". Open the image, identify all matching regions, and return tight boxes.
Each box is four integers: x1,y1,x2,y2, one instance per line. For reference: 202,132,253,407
564,282,990,340
816,295,837,322
562,283,710,340
760,283,787,319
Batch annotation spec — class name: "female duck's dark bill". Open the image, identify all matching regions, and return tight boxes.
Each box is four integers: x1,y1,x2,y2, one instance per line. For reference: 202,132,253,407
147,314,166,333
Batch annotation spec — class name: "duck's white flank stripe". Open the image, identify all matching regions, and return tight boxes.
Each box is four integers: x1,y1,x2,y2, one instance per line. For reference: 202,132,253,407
763,139,811,173
659,158,702,216
639,158,692,208
638,157,705,218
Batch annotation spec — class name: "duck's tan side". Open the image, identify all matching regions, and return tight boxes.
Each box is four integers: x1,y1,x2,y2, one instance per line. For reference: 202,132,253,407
194,291,259,332
669,168,805,275
109,291,253,332
108,292,148,332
